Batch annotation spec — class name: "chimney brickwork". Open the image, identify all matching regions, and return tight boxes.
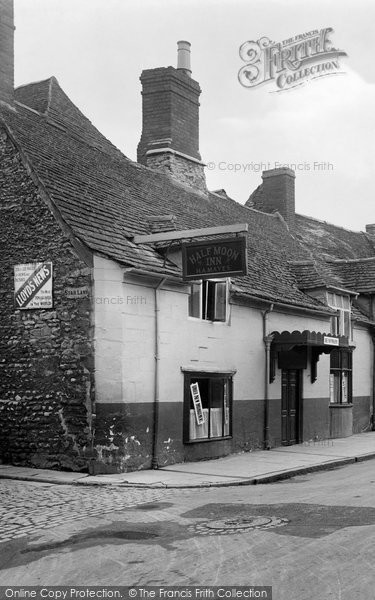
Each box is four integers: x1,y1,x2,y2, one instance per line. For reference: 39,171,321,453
365,224,375,236
0,0,14,107
261,168,296,229
137,45,206,192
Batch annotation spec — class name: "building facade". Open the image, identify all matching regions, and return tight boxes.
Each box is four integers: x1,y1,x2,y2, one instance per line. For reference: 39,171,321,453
1,0,374,473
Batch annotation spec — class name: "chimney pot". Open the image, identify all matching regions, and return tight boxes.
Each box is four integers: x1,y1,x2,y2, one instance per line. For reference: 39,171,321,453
177,40,192,77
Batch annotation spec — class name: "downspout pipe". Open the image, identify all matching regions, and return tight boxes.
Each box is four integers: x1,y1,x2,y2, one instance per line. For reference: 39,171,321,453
262,303,274,450
152,277,167,469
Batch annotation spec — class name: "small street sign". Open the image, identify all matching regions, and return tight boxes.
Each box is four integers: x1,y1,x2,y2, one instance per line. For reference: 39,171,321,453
324,336,339,346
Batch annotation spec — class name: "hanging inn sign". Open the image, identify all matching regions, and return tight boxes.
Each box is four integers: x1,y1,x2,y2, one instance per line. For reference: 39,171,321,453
182,236,248,281
132,222,248,281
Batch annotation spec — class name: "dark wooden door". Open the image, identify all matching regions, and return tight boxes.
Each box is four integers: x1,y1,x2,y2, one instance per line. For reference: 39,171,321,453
281,370,300,445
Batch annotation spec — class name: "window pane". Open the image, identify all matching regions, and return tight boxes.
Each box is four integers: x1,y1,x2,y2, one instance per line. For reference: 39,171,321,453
341,372,349,403
336,295,344,309
341,351,349,369
327,292,334,306
329,373,340,403
204,281,216,320
189,283,201,318
223,380,230,436
213,282,227,321
342,296,350,310
330,316,339,336
330,349,340,369
210,378,223,437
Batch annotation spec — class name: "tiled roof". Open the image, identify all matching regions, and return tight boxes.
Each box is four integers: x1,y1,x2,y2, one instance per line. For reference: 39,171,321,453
351,301,375,325
327,258,375,294
288,261,327,289
294,215,375,294
295,214,374,261
0,77,372,316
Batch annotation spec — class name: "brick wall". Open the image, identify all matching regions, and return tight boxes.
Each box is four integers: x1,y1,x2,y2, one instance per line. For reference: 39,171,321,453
137,67,201,164
262,168,296,229
0,128,95,471
0,0,14,107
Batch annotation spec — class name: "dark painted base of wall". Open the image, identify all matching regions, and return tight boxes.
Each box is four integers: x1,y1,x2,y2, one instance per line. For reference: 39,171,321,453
353,396,372,433
92,396,367,473
303,397,330,441
3,394,370,473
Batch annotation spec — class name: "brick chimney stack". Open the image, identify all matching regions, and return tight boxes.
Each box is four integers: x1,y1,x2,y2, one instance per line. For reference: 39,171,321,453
0,0,14,108
365,224,375,236
137,42,206,191
261,168,296,229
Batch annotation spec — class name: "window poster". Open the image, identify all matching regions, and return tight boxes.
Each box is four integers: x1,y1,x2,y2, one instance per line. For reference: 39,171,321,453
190,382,205,425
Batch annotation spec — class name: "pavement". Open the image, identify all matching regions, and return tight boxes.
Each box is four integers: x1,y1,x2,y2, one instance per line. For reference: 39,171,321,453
1,432,375,488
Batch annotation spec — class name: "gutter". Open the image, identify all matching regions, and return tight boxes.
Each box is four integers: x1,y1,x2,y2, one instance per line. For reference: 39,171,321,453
262,303,274,450
123,267,181,285
152,277,167,469
231,290,334,318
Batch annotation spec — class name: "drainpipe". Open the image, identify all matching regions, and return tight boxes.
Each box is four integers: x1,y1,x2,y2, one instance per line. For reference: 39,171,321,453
152,277,167,469
262,303,274,450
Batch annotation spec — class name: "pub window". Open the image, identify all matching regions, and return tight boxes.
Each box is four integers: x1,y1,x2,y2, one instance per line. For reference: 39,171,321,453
326,292,351,338
329,349,352,404
184,373,232,442
188,279,228,322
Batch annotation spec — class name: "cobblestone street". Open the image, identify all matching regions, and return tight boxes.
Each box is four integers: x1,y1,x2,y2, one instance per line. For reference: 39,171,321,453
0,479,171,543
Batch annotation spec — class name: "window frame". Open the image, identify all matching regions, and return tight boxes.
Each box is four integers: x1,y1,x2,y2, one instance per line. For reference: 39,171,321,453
183,372,233,443
188,278,229,323
326,292,352,338
329,349,353,405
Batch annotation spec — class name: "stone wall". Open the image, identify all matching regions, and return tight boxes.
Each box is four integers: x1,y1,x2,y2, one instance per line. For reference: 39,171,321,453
0,128,95,471
146,152,207,192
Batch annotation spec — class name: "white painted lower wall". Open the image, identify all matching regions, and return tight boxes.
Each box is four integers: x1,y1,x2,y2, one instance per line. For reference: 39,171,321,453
93,255,373,444
352,325,373,398
93,255,340,406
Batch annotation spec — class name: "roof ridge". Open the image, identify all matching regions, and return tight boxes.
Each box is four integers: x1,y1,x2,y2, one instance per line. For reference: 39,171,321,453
288,260,315,265
297,212,365,234
15,76,55,92
327,256,375,264
243,203,281,219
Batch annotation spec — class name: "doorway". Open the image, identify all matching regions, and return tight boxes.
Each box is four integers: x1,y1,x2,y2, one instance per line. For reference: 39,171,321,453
281,369,301,445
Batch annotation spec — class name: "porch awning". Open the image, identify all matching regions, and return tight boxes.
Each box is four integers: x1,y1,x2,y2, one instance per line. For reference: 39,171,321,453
271,330,350,352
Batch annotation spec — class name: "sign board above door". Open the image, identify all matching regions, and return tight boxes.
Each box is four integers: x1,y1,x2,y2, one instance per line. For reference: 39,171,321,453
182,236,248,281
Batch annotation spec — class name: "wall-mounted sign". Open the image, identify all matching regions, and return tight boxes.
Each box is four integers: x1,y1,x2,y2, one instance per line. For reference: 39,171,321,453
14,262,53,309
190,382,205,425
65,286,89,299
324,336,339,346
182,236,247,281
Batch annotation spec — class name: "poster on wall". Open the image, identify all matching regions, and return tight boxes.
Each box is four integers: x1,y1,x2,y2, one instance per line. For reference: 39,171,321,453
190,382,205,425
14,262,53,310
